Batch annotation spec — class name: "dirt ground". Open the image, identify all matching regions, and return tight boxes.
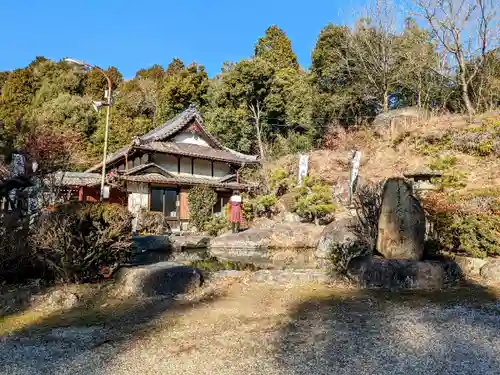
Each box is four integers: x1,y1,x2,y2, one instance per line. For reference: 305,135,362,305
1,278,500,375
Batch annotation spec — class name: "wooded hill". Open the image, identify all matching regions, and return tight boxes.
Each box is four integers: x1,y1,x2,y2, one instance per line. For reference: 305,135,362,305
0,0,498,169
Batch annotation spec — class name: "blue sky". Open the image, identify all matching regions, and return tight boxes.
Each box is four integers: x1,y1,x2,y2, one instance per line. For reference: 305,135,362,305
0,0,364,78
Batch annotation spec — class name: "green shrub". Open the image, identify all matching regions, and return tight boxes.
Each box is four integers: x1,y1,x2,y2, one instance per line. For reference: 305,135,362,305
431,212,500,258
270,132,313,158
254,194,279,218
32,202,133,283
428,155,467,189
204,216,230,236
188,185,217,231
292,177,336,224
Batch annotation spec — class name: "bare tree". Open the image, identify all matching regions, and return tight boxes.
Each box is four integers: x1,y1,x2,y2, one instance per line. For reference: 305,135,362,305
249,101,265,160
412,0,499,119
347,0,403,112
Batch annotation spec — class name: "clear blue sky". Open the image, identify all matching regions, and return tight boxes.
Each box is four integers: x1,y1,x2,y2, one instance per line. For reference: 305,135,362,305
0,0,363,78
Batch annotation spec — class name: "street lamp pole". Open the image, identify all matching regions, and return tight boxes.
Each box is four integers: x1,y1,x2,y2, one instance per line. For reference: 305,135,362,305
65,58,112,201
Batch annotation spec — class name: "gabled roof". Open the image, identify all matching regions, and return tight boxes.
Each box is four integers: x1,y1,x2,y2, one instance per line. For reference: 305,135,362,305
138,105,222,148
136,142,257,165
86,105,258,173
121,173,248,189
122,162,176,177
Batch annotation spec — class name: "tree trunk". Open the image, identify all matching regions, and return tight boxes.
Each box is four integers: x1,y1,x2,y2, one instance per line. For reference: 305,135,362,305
460,78,475,121
255,117,265,161
458,60,475,121
383,89,389,113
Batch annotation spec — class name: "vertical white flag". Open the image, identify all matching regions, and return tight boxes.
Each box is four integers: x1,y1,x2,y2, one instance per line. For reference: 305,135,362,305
298,154,309,186
348,150,361,204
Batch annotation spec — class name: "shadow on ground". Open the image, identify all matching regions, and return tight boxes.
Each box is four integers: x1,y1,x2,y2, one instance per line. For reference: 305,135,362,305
275,280,500,375
0,266,222,375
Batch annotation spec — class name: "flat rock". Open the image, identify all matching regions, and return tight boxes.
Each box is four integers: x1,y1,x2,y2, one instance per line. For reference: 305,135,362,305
454,256,488,278
347,256,462,289
114,262,202,298
133,235,170,252
480,260,500,282
268,223,323,249
170,235,211,251
210,223,323,265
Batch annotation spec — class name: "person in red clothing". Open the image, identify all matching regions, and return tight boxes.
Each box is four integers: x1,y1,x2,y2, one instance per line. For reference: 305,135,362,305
229,190,242,233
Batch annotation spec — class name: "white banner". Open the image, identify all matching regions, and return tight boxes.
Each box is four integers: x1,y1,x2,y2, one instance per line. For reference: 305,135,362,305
348,150,361,204
298,154,309,186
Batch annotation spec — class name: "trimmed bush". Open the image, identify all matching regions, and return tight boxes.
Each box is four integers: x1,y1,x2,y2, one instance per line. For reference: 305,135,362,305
292,177,335,224
205,216,230,236
32,202,133,283
188,185,217,232
422,191,500,259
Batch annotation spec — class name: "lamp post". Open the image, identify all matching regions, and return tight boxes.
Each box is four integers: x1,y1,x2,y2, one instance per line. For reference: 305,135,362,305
65,58,112,201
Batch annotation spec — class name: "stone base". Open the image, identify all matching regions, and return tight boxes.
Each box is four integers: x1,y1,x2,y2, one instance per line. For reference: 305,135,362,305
347,256,462,290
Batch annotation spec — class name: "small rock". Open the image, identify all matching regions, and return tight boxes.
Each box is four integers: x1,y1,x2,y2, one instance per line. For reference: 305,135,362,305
283,212,301,223
454,256,488,278
480,260,500,282
45,290,79,310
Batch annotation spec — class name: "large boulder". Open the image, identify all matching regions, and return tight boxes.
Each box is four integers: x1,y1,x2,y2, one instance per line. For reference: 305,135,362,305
480,260,500,282
376,178,426,260
347,256,462,289
210,222,323,266
315,217,358,260
114,262,202,298
454,256,488,278
268,223,323,249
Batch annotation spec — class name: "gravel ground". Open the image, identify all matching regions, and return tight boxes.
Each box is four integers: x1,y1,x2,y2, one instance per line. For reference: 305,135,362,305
1,279,500,375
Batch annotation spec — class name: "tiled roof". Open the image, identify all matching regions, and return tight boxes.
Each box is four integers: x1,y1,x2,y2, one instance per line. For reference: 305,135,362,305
139,105,222,147
122,173,248,189
54,172,101,187
136,142,258,165
85,106,258,172
86,145,130,173
122,162,175,176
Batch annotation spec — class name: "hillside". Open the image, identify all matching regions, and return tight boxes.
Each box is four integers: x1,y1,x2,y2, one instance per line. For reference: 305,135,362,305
271,112,500,195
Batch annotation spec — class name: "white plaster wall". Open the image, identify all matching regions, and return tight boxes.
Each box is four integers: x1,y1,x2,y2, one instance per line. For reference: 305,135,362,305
151,154,178,173
213,162,231,178
194,159,212,177
172,131,210,146
127,182,149,231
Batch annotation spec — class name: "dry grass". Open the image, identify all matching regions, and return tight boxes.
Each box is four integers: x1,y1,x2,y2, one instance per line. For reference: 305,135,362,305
270,113,500,191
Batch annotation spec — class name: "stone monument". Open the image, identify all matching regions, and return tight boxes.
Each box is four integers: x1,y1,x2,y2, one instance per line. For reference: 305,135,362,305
376,178,426,260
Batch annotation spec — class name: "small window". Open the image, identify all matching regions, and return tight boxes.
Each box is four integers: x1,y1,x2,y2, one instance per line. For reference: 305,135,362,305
150,188,163,212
